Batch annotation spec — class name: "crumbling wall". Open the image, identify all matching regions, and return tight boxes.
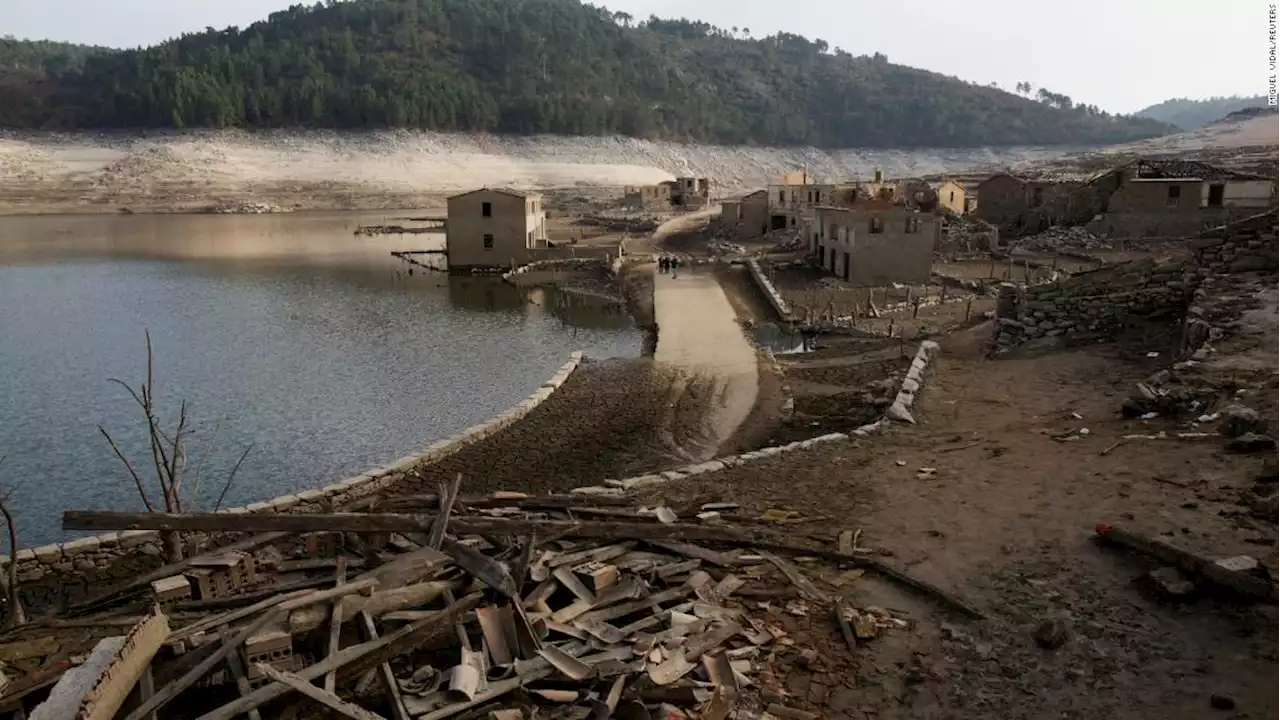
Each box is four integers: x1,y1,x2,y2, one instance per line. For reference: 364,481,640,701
995,209,1278,353
994,259,1193,350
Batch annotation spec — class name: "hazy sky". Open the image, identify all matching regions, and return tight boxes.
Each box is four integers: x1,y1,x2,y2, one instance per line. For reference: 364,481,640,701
3,0,1269,114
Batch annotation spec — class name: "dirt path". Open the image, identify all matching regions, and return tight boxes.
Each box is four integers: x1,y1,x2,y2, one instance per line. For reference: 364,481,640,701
653,264,759,460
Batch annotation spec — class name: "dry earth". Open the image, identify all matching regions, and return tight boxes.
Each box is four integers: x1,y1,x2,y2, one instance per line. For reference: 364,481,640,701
636,321,1279,719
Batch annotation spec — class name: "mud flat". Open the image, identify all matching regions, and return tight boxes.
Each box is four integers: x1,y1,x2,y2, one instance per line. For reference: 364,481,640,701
0,130,1076,215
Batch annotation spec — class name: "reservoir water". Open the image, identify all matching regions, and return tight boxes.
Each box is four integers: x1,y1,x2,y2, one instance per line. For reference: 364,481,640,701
0,211,642,546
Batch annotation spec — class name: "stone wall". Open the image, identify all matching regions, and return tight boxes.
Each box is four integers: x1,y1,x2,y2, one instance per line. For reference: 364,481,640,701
995,209,1278,352
4,352,585,586
993,259,1193,350
747,259,792,321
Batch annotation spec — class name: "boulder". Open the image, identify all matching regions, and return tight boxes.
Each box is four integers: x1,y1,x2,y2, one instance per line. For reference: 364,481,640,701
1219,404,1262,438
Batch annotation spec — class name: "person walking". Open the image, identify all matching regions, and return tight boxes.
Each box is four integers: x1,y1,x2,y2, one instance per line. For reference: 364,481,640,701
671,256,680,279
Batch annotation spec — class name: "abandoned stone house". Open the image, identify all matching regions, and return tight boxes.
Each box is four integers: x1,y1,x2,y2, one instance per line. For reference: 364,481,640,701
1084,160,1277,238
623,177,710,210
622,182,672,209
932,180,967,215
446,188,549,272
975,172,1087,236
720,189,770,240
808,204,939,286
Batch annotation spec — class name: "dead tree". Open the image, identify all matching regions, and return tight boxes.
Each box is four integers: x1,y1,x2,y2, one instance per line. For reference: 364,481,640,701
98,332,253,563
0,456,26,628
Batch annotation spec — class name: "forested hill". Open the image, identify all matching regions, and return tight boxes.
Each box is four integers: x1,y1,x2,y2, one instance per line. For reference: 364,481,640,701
2,0,1173,147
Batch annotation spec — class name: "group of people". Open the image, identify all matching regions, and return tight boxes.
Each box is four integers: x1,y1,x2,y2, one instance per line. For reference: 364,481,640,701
657,255,682,278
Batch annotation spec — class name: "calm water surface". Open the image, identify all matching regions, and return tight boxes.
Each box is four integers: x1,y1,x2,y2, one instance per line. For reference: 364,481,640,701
0,212,641,545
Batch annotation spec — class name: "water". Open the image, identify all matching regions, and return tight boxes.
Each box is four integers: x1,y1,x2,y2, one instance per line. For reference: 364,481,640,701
0,212,642,546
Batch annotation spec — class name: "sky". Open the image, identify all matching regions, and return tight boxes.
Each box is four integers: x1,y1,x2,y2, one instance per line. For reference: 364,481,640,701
2,0,1269,114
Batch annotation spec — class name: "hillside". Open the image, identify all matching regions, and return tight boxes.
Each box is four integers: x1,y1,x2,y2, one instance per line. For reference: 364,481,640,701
1135,95,1269,130
1,0,1171,148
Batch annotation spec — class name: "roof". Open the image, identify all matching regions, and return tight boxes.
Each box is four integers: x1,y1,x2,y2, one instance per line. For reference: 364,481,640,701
929,179,964,191
447,187,534,200
1129,159,1268,181
741,189,768,200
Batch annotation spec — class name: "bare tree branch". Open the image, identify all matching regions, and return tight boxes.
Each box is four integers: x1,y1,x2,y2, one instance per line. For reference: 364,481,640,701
0,457,26,629
97,425,155,512
213,444,254,513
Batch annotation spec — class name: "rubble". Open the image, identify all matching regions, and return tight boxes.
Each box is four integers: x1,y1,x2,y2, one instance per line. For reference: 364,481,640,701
209,201,286,214
1011,225,1111,253
3,490,943,718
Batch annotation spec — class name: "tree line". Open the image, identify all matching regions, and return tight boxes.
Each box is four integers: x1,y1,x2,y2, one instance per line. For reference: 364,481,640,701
0,0,1172,147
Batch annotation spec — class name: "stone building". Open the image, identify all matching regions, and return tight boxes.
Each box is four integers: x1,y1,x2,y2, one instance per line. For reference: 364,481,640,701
932,180,967,215
446,188,549,272
622,183,672,209
809,204,939,286
975,172,1087,236
1085,160,1276,238
720,189,770,240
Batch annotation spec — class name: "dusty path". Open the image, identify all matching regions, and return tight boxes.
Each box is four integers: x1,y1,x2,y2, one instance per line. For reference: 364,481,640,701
653,264,759,459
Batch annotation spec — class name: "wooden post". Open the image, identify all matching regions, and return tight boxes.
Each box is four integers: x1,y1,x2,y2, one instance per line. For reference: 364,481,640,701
965,297,973,323
324,557,347,694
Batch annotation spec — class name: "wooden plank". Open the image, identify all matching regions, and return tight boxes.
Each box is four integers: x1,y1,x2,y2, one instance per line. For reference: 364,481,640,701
170,587,314,642
324,557,347,694
277,578,378,612
197,592,481,720
426,474,462,550
63,512,764,545
758,552,826,602
357,611,411,720
135,667,157,720
124,608,282,720
253,664,387,720
219,630,262,720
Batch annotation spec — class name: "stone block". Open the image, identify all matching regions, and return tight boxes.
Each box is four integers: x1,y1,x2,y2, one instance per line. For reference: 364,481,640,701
270,495,301,510
225,506,250,515
245,502,271,513
660,470,687,481
14,548,35,563
119,530,158,548
33,544,62,563
620,474,667,490
297,489,326,503
340,475,369,489
571,485,622,496
63,535,103,556
321,483,347,496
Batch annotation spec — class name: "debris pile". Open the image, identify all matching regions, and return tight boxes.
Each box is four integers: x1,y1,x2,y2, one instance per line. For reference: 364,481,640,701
1012,226,1110,253
210,201,287,214
708,239,746,255
1,485,964,719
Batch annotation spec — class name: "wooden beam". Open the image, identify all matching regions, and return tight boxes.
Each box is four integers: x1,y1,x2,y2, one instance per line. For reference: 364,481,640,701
253,664,387,720
196,592,481,720
135,667,158,720
171,588,314,642
324,557,347,694
124,608,283,720
63,511,769,544
426,474,462,550
357,611,410,720
220,631,262,720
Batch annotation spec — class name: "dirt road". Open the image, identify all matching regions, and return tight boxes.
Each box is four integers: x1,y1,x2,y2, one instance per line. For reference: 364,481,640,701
654,264,759,459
